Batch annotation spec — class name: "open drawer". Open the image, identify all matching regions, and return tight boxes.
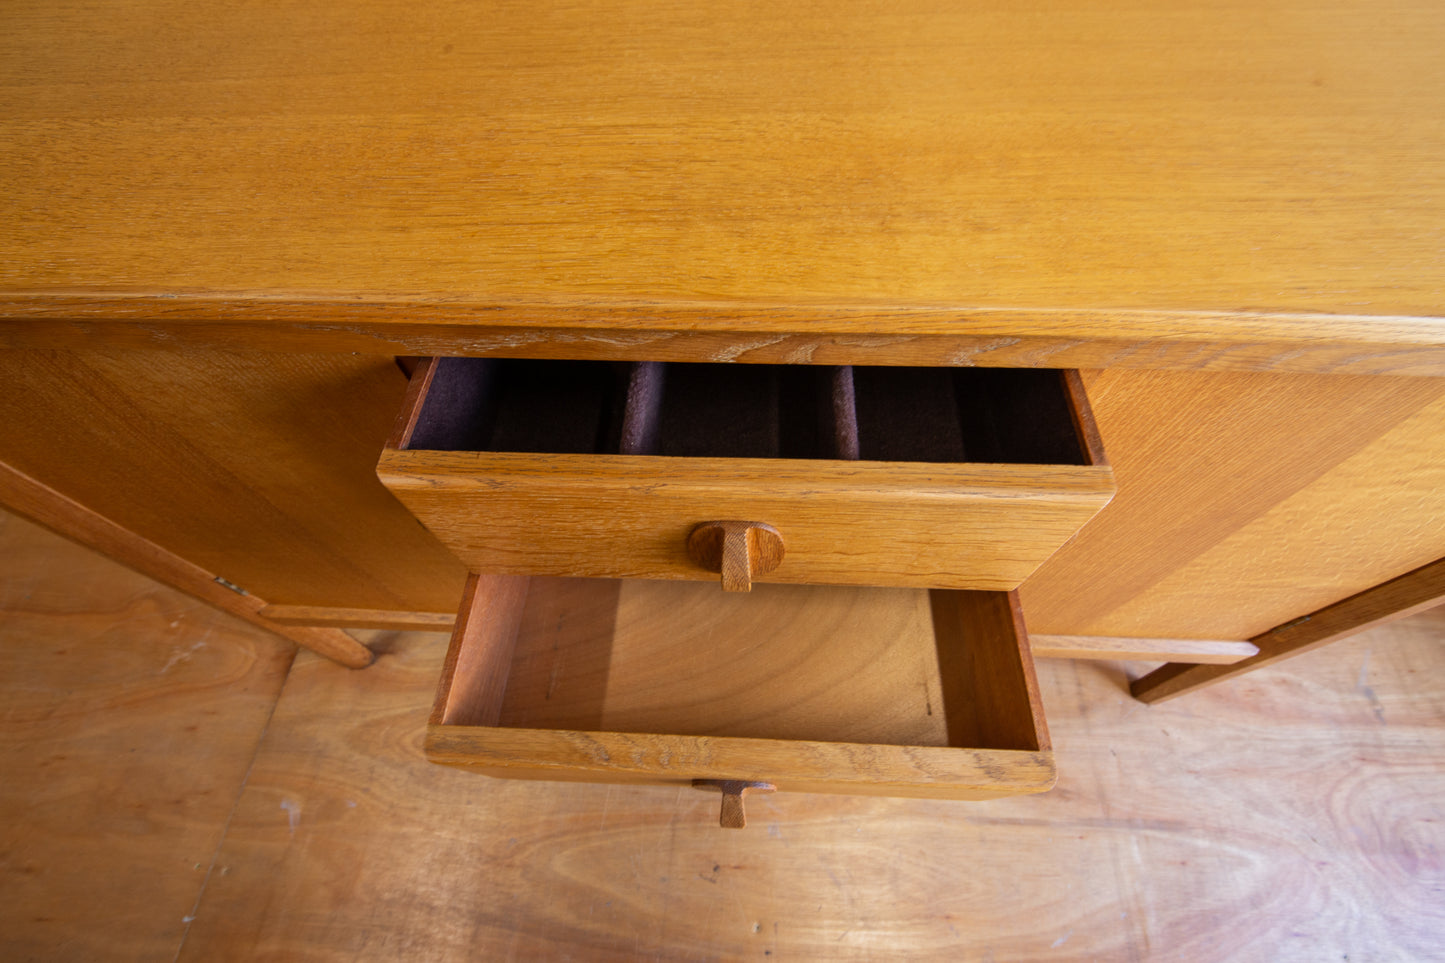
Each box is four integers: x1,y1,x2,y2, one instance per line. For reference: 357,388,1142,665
426,573,1055,825
377,358,1114,591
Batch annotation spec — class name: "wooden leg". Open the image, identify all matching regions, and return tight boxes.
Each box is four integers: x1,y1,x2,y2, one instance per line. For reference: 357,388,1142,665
1132,556,1445,704
1031,635,1258,664
0,460,374,668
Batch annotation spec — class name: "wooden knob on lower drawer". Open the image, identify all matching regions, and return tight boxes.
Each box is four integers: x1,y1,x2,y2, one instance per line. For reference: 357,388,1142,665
686,521,785,592
692,779,776,828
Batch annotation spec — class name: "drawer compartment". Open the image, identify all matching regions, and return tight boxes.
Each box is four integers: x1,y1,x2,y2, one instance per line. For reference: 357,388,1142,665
377,358,1114,590
425,574,1055,807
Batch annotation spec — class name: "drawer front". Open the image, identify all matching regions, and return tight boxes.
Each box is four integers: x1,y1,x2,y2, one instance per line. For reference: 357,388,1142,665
380,451,1112,590
425,574,1056,808
378,358,1115,591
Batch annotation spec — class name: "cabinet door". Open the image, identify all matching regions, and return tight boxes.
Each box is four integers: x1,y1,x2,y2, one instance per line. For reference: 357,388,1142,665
0,348,467,613
1022,369,1445,639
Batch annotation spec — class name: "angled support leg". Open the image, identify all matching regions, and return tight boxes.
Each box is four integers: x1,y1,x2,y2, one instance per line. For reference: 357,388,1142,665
1132,556,1445,704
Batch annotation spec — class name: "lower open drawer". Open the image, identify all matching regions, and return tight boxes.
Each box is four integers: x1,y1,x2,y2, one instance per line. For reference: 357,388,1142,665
425,573,1055,821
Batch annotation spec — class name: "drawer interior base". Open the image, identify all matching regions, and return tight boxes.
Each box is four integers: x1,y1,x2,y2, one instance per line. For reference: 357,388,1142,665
504,579,948,747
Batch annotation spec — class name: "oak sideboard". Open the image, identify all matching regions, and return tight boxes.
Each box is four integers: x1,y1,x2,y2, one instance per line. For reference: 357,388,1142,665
3,0,1443,816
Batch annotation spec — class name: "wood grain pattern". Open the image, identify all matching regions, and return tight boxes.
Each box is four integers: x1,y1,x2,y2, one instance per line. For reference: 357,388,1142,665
7,459,1445,960
429,578,1052,799
488,580,946,745
1022,369,1445,639
0,458,373,667
932,590,1049,753
0,348,470,614
0,510,294,961
4,301,1445,377
427,728,1056,801
253,602,1263,665
432,573,529,727
1133,556,1445,703
1082,386,1445,641
5,0,1445,376
1063,369,1109,466
1031,635,1259,664
257,605,455,631
385,354,438,450
172,601,1445,960
379,450,1115,590
6,508,1443,959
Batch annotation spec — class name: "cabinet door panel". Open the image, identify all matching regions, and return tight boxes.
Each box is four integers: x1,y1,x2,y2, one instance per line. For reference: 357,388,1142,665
0,349,467,612
1022,369,1445,639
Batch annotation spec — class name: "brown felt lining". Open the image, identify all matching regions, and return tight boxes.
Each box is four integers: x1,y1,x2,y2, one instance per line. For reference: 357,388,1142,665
403,359,1086,466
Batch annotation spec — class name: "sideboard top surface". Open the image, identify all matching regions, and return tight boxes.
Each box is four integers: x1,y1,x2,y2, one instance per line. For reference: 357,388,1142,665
3,0,1444,368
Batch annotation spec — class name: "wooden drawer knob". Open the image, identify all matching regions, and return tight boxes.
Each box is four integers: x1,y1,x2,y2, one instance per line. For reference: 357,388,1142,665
686,521,785,592
692,779,776,828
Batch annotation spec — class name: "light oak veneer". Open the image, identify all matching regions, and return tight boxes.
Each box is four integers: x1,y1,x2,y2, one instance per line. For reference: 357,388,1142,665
427,576,1054,802
2,0,1443,694
379,358,1114,591
4,0,1445,373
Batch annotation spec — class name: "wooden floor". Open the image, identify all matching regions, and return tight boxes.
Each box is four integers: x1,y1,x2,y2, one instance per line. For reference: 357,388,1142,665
2,509,1443,961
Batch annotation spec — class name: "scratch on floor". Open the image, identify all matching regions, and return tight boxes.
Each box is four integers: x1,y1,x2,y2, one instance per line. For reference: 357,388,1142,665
159,636,209,674
1355,649,1386,724
280,798,301,835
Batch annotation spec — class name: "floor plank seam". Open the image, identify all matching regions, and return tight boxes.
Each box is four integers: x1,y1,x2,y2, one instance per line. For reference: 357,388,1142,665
172,644,299,963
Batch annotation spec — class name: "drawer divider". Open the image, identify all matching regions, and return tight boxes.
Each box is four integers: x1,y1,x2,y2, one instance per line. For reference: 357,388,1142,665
830,365,860,460
620,361,666,456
